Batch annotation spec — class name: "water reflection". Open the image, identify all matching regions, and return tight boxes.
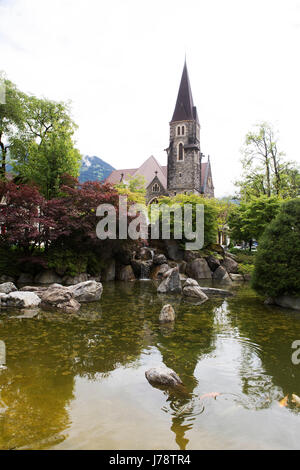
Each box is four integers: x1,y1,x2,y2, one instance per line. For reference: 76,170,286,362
0,282,299,449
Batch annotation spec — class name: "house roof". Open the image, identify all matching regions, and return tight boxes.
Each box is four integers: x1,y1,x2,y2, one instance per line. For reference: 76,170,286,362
171,61,198,123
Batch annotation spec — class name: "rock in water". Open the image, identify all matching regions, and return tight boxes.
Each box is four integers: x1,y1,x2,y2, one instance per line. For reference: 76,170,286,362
157,267,182,294
186,258,212,280
212,266,232,283
68,280,103,302
0,291,41,308
39,286,80,313
182,279,209,300
0,282,17,294
145,366,183,387
159,304,175,323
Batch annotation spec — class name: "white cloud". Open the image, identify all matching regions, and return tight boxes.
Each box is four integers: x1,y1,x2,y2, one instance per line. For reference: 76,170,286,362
0,0,299,196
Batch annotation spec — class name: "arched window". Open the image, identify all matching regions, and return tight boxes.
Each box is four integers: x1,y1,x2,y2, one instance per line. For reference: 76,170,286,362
181,126,185,135
178,143,184,161
177,126,181,136
152,183,160,192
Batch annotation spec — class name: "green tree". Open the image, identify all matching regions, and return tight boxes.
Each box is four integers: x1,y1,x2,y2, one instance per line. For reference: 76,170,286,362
252,199,300,298
115,174,146,205
10,94,81,199
236,122,300,200
0,73,25,177
228,195,282,249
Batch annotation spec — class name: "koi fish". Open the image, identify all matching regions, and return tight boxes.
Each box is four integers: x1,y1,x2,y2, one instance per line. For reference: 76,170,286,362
278,395,289,407
199,392,220,400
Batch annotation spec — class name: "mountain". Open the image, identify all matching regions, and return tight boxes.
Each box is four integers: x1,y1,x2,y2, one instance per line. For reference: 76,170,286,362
79,155,115,183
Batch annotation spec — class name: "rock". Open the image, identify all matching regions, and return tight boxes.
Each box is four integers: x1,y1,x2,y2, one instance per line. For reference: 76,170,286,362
145,366,183,387
221,256,239,274
153,253,167,265
212,266,232,283
150,263,170,280
206,255,221,272
0,282,17,294
164,240,184,261
157,267,182,294
118,265,136,282
39,286,80,313
182,279,208,300
102,259,115,281
179,260,187,274
62,273,88,286
272,296,300,311
183,251,201,263
68,280,103,302
199,287,233,297
159,304,176,323
34,270,63,285
186,258,212,280
230,274,244,282
17,273,34,284
0,291,41,308
179,274,187,281
135,247,154,261
131,259,153,279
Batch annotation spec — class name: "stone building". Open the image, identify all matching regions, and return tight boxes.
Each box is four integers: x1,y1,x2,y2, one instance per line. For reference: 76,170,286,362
106,61,214,204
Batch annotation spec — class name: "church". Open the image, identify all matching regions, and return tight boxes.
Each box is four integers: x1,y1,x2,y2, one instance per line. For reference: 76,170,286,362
106,61,214,204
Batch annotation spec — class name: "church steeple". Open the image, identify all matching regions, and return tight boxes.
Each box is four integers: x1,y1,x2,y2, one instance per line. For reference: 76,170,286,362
171,61,198,123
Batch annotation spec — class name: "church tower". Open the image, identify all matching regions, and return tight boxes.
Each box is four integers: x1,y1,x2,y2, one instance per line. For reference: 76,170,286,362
167,61,202,195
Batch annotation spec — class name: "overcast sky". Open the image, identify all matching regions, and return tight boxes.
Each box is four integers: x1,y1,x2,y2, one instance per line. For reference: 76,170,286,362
1,0,299,197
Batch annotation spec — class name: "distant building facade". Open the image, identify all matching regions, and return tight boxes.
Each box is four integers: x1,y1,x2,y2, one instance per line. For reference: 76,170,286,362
106,61,214,204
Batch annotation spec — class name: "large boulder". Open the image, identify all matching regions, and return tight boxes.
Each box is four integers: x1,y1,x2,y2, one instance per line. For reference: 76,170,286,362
221,256,239,274
0,291,41,309
150,263,170,280
186,258,212,280
157,267,182,294
145,366,183,387
183,251,201,263
68,280,103,302
34,270,62,285
62,273,88,286
118,265,136,282
206,255,221,272
182,278,209,300
131,259,153,279
212,266,232,283
0,282,17,294
39,286,80,313
230,273,245,282
266,296,300,311
159,304,176,323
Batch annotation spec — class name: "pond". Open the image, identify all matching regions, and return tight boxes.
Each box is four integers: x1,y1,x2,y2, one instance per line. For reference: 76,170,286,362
0,281,299,450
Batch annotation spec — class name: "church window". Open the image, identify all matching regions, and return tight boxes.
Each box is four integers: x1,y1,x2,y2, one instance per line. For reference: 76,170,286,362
152,183,160,192
182,126,185,135
177,126,181,136
178,143,184,161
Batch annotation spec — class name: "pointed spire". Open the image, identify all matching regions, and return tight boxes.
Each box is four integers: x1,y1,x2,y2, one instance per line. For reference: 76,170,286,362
171,61,197,122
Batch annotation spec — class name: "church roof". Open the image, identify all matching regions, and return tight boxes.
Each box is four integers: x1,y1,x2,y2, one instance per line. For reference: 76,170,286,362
106,156,167,189
171,61,198,123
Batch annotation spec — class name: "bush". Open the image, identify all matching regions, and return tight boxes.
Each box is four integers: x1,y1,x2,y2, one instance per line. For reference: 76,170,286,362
252,199,300,297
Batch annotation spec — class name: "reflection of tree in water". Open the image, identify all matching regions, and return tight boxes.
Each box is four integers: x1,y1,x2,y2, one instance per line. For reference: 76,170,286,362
152,297,223,449
226,287,300,410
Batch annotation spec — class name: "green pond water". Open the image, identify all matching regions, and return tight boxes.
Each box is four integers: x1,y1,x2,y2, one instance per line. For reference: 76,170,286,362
0,281,300,450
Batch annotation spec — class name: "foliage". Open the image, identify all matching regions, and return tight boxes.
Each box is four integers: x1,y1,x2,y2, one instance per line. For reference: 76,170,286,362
252,199,300,298
9,94,81,199
228,195,282,245
115,174,146,205
236,122,300,200
152,194,219,248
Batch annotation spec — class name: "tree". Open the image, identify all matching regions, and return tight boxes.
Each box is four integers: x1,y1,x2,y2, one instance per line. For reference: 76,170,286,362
252,199,300,298
0,74,25,177
228,195,282,249
115,174,146,205
236,122,300,200
9,94,81,199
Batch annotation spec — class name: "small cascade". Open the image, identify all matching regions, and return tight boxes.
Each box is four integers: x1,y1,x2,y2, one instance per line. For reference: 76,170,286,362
139,247,155,281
